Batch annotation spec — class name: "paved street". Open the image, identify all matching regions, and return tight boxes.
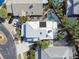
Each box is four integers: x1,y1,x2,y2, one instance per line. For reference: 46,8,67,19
0,24,16,59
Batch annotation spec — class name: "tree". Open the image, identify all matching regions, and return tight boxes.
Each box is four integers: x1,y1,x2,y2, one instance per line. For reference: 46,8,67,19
19,16,28,25
36,40,49,49
48,0,79,57
17,16,28,41
48,0,79,41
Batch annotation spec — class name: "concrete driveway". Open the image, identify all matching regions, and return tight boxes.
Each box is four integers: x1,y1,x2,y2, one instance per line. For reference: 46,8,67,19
0,24,17,59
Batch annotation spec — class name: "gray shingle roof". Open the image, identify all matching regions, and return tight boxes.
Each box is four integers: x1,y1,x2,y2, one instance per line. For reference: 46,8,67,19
41,47,73,59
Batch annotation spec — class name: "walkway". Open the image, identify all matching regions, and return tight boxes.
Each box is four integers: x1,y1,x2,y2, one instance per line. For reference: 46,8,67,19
15,41,30,59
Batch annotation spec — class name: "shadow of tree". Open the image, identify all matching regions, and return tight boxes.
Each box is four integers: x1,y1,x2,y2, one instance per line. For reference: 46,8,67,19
0,17,5,23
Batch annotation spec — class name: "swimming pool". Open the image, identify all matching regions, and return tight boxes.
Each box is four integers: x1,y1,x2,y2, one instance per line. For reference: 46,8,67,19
48,11,55,21
0,0,4,6
47,10,60,22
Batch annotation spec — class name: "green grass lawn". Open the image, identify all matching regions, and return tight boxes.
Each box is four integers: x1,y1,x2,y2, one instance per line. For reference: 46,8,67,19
0,8,7,18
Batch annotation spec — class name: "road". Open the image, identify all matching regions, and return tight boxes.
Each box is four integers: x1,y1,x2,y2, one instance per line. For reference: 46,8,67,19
0,24,16,59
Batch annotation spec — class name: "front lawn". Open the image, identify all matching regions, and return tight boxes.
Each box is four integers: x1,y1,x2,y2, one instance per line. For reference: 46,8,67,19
0,8,7,18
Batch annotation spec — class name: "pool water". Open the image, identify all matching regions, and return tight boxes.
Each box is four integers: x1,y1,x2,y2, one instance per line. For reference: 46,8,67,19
0,0,4,6
48,11,55,21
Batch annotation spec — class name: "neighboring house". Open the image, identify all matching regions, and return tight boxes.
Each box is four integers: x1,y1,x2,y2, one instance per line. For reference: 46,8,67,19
21,21,58,42
73,0,79,15
66,0,73,16
6,0,43,16
40,46,73,59
66,0,79,17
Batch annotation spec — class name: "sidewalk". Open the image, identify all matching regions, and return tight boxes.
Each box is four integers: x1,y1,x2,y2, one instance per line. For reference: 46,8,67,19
2,20,17,39
15,41,30,59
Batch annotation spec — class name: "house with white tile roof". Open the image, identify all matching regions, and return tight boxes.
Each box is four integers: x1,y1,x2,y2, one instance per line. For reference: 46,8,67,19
21,21,58,42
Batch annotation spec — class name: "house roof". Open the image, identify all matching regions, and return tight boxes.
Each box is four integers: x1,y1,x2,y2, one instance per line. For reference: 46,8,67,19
6,0,47,4
66,0,73,16
41,46,73,59
12,0,42,4
66,0,79,16
21,21,58,40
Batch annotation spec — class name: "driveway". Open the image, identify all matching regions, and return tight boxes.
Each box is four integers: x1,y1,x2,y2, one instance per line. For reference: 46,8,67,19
0,24,16,59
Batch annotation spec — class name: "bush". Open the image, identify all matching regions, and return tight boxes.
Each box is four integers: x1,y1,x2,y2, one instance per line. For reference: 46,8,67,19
16,28,21,40
0,8,7,18
30,49,35,59
19,16,28,25
36,40,49,49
